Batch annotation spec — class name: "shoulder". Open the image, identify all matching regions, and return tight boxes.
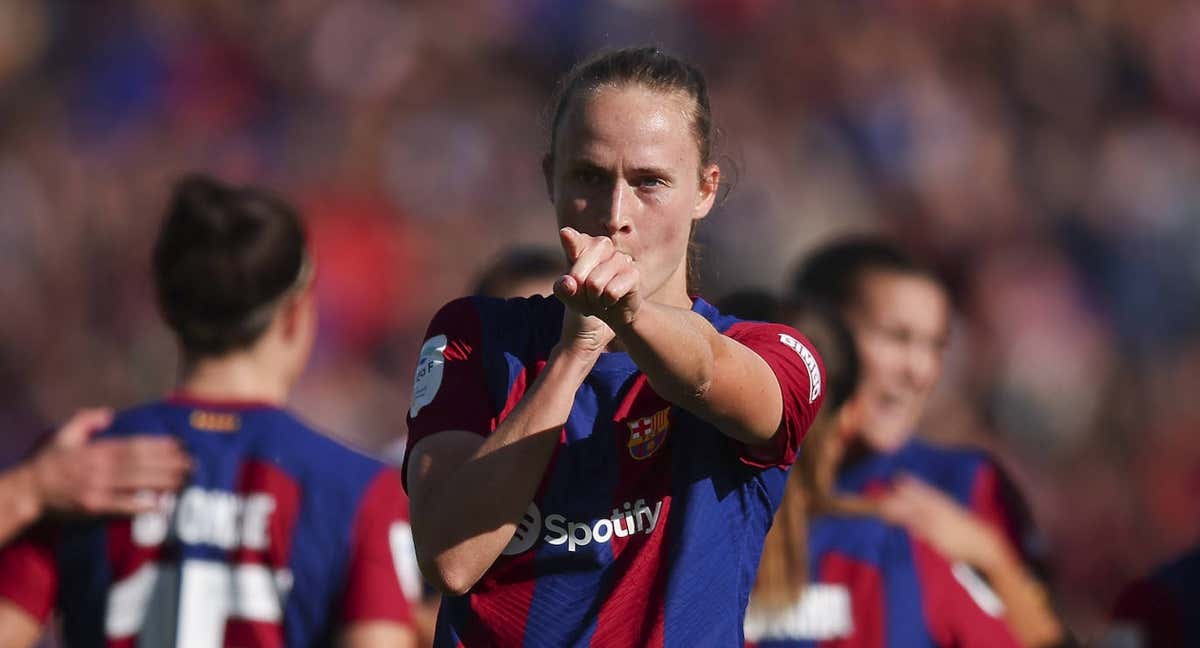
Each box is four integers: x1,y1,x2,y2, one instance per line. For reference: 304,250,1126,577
267,411,391,481
809,515,910,565
103,401,180,438
902,438,997,489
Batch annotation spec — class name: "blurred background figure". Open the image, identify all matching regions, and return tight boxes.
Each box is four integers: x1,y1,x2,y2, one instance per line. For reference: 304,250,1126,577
470,246,564,299
2,0,1199,642
740,297,1058,647
0,176,417,648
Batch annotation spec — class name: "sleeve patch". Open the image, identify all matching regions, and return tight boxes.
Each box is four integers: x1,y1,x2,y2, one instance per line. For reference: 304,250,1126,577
778,333,822,404
410,334,448,417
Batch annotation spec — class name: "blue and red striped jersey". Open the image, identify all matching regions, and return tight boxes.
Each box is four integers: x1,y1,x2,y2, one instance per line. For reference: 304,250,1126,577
836,438,1042,570
0,397,418,648
1109,544,1200,647
404,295,825,647
744,515,1020,648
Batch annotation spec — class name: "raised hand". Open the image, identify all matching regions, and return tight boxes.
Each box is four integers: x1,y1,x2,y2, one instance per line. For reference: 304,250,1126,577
553,227,642,327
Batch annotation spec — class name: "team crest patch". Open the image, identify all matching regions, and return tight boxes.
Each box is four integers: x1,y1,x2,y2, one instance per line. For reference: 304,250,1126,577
627,408,670,460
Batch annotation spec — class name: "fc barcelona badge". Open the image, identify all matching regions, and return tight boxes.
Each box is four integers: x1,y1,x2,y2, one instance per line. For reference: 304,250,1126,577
627,407,670,460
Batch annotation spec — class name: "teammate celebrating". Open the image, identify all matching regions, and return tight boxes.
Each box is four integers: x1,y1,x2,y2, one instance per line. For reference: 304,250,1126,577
403,47,825,646
744,300,1024,647
0,176,417,648
791,238,1064,646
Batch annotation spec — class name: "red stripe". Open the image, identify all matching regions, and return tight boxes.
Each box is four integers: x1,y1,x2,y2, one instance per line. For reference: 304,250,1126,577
590,375,673,647
107,638,135,648
107,518,162,580
224,619,284,648
820,552,884,648
231,460,300,569
465,360,550,644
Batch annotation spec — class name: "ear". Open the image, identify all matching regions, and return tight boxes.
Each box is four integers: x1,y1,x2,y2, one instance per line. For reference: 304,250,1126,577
278,286,315,342
542,154,555,203
694,163,720,222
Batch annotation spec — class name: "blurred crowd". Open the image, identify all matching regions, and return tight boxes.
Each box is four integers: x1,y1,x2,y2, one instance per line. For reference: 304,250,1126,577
1,0,1198,639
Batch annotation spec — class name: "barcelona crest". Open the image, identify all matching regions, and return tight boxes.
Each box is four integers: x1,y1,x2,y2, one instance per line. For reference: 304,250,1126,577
627,407,671,460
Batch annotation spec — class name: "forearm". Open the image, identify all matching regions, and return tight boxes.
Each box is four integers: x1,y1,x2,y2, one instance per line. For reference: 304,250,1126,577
410,347,594,594
612,302,781,444
976,540,1063,647
0,465,43,547
613,302,719,411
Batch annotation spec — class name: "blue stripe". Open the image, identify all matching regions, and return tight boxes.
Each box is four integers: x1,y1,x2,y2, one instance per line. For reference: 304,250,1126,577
523,367,632,647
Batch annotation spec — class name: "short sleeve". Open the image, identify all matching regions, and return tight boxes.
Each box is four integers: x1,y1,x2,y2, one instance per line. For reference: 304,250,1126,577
341,469,417,625
969,460,1048,577
402,298,495,492
0,522,58,624
724,322,825,468
911,538,1021,648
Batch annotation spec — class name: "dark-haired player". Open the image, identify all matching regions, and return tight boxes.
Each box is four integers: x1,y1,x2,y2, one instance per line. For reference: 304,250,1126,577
0,175,417,648
792,237,1064,646
745,298,1023,648
404,47,824,646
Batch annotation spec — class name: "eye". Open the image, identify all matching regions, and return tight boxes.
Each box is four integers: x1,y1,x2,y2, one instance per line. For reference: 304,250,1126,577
637,176,666,189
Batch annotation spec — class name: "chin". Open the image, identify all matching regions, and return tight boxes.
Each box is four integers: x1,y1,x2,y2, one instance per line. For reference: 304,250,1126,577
859,420,914,454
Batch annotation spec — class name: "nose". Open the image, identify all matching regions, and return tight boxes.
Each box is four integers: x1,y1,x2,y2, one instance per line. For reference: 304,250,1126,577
600,180,635,236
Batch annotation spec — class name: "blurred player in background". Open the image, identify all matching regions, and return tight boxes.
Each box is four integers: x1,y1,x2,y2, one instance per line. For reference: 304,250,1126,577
0,408,189,547
0,175,417,648
738,297,1058,647
791,238,1063,644
471,247,563,299
403,47,824,646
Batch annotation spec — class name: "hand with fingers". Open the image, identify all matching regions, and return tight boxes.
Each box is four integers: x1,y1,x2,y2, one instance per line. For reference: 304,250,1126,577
553,227,642,354
878,474,1008,569
30,408,192,516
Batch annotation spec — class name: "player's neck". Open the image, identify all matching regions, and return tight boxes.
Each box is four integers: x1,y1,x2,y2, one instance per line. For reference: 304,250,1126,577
177,351,291,407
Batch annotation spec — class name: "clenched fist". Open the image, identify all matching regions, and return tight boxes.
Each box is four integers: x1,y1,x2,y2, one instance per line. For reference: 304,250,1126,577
553,227,642,327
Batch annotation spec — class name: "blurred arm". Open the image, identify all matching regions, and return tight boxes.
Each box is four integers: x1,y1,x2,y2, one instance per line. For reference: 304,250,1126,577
0,408,191,547
0,601,40,648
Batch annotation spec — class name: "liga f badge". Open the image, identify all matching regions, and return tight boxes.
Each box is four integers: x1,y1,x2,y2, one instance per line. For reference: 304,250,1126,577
627,407,670,460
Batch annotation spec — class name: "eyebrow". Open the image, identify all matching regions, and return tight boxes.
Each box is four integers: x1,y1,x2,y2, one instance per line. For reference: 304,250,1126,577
566,158,676,181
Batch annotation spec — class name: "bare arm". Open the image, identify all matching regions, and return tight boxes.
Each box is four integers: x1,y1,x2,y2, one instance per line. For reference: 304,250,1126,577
882,476,1064,647
0,409,191,547
408,340,600,595
0,600,40,648
339,621,417,648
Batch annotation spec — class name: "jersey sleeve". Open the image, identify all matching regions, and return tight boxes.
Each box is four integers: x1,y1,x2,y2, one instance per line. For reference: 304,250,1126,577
723,322,825,468
968,459,1048,577
910,538,1021,648
0,522,58,624
341,468,417,625
402,298,495,492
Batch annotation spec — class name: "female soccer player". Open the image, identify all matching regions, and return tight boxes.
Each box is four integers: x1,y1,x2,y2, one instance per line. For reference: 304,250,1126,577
404,47,825,646
0,175,416,648
744,301,1055,647
789,238,1066,646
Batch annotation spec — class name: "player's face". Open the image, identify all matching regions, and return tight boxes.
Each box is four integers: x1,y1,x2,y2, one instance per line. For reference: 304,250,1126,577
545,84,718,305
846,271,949,452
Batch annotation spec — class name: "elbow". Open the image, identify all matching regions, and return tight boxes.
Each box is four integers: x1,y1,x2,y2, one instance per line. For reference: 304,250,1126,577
419,553,478,597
